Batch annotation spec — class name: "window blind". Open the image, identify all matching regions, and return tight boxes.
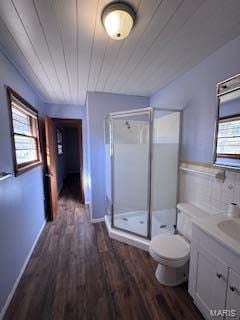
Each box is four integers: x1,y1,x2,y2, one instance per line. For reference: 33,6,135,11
217,116,240,156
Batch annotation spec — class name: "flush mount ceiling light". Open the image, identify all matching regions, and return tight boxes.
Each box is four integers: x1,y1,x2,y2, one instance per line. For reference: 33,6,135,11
102,2,136,40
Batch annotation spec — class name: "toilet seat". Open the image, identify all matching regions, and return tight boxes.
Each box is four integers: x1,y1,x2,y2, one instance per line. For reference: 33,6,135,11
150,234,190,267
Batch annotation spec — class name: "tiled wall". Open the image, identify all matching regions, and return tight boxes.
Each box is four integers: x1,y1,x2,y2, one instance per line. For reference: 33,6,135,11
179,162,240,215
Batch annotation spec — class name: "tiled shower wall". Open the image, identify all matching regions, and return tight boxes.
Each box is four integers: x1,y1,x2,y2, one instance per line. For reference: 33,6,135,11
179,162,240,215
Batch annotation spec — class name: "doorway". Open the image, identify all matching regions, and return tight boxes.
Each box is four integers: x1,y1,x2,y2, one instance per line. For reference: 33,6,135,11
44,118,84,220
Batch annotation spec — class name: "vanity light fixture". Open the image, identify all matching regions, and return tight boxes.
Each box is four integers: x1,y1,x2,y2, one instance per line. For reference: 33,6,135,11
101,2,136,40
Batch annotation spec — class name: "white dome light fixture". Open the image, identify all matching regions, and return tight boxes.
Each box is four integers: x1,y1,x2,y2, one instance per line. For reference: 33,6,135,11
102,2,136,40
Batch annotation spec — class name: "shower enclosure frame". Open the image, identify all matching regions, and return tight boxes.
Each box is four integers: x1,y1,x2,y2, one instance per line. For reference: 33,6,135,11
106,107,181,240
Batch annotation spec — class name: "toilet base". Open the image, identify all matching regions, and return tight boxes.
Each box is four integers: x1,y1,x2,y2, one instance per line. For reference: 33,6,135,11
155,262,189,286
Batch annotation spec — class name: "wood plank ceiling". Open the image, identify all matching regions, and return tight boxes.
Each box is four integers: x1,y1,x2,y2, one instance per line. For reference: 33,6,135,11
0,0,240,105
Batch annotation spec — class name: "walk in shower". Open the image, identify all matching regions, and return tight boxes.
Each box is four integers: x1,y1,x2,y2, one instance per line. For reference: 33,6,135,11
105,107,181,249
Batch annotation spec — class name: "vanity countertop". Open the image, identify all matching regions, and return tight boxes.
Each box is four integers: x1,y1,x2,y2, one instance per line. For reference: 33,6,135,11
192,214,240,257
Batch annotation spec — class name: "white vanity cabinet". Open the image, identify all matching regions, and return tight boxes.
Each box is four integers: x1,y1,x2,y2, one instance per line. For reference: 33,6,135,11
189,223,240,320
193,246,228,319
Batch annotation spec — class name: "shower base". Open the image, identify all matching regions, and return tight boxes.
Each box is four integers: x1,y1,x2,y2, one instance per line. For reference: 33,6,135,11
104,208,176,251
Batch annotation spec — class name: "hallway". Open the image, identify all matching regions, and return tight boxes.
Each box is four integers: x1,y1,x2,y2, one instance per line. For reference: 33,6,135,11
4,179,203,320
59,173,82,203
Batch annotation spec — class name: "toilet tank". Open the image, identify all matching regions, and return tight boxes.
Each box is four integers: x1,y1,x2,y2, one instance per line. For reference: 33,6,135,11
176,203,208,241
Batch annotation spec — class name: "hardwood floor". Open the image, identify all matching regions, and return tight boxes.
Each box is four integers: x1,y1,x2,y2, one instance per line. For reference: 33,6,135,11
4,174,203,320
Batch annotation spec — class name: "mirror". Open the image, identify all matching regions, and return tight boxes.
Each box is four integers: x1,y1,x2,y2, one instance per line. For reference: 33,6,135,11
214,74,240,168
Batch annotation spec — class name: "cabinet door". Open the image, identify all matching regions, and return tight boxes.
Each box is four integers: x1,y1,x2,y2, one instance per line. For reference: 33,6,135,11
226,269,240,320
194,246,228,320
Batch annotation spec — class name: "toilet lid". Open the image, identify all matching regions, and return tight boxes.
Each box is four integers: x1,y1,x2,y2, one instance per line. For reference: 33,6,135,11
150,234,190,261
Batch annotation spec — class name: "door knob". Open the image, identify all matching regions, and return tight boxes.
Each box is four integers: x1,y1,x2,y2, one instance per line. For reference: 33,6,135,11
45,173,55,177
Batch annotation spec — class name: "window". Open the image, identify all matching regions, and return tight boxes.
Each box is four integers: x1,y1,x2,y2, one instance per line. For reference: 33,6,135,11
7,87,42,175
217,115,240,158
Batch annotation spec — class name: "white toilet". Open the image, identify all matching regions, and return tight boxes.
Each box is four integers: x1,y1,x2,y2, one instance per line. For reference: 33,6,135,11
149,203,208,286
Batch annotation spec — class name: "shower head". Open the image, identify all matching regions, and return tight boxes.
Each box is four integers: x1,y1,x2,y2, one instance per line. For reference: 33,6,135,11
125,121,131,129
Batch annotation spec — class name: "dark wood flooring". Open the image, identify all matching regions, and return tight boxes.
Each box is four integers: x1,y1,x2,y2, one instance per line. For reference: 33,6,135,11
4,174,203,320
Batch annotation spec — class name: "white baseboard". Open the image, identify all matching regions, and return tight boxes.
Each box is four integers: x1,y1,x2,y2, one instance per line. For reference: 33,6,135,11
0,220,46,320
84,202,104,223
91,217,104,223
86,202,93,222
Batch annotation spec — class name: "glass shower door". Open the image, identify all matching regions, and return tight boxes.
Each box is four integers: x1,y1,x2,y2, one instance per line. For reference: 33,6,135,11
151,110,180,237
105,116,112,217
111,109,152,238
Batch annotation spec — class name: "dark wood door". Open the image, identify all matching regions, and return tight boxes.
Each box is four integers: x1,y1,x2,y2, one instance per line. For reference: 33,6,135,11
44,117,58,220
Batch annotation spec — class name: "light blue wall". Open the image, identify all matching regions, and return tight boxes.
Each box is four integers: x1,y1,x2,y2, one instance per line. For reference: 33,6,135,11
87,92,149,220
46,103,86,119
150,35,240,163
0,49,46,313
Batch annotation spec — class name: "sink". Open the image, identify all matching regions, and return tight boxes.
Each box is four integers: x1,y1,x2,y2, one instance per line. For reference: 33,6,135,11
217,219,240,242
